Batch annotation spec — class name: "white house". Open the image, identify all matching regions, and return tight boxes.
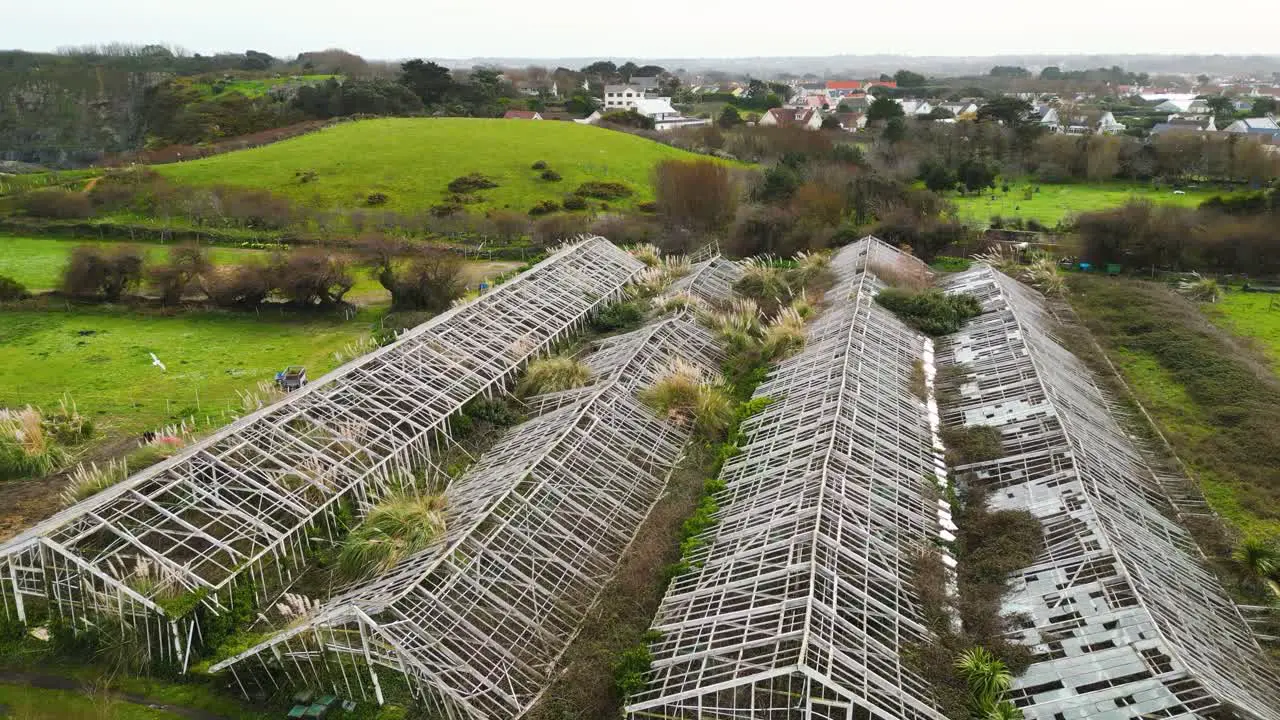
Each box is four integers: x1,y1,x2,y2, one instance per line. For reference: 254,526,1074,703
1152,98,1192,113
759,107,823,131
603,83,656,110
939,102,979,118
897,99,934,117
1037,107,1063,131
1097,111,1127,135
1223,116,1280,138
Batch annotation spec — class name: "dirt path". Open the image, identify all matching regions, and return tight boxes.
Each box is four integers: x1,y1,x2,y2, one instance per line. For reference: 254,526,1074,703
0,436,136,542
0,671,234,720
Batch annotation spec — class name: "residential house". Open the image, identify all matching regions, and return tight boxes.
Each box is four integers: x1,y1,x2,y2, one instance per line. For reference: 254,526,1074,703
799,94,827,109
1036,107,1062,132
1097,111,1127,134
603,83,658,110
1222,116,1280,139
1152,98,1193,113
834,96,871,113
632,97,710,131
759,107,823,131
897,99,934,117
939,102,979,118
834,112,866,131
825,80,865,103
502,110,542,120
1150,117,1217,135
628,76,661,93
1186,98,1211,114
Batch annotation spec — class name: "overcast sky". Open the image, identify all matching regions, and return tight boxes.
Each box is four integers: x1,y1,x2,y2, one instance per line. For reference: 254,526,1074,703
6,0,1280,60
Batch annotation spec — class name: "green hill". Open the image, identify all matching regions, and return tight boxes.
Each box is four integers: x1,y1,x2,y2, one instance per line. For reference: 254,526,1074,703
157,118,713,215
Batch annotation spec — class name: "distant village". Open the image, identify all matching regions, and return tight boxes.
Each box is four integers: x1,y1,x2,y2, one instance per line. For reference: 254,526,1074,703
494,65,1280,148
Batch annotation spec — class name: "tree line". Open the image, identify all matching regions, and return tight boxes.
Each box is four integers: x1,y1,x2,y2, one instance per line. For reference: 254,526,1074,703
3,238,470,312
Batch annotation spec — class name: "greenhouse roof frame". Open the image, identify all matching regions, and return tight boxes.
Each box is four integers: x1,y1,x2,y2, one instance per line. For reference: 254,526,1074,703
626,237,951,720
938,266,1280,720
210,315,729,719
0,238,643,665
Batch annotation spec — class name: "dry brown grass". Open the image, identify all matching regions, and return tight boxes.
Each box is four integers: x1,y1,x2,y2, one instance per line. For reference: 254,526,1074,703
868,258,931,292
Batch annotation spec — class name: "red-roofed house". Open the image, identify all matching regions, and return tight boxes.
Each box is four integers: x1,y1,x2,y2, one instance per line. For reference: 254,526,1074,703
759,107,823,131
825,80,864,104
502,110,543,120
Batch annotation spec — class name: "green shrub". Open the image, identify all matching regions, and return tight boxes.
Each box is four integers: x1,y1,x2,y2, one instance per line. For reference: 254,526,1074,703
614,643,653,699
0,275,29,301
462,396,520,427
931,256,972,272
446,173,498,193
637,201,658,213
574,181,633,200
562,195,587,211
531,160,548,170
540,169,562,182
591,301,644,332
430,202,462,217
640,361,736,442
528,199,560,216
940,425,1004,466
875,289,983,335
19,188,95,219
365,192,389,206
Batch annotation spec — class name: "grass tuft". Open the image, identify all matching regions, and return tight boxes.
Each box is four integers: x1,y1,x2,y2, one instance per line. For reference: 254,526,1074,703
337,492,447,582
519,356,593,396
641,359,735,442
61,458,130,506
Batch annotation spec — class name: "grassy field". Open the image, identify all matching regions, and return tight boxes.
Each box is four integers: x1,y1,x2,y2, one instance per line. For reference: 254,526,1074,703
0,305,377,438
156,117,716,214
1068,275,1280,542
951,181,1228,226
1203,289,1280,373
0,683,182,719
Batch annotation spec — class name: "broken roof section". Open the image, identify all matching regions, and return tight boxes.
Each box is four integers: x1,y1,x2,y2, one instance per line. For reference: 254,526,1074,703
627,237,951,720
211,315,728,718
939,266,1280,720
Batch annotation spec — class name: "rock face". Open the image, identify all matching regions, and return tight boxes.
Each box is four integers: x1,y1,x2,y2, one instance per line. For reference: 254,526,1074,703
0,55,163,166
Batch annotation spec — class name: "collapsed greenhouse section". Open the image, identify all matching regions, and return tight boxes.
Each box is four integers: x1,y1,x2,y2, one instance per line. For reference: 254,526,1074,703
626,237,953,720
936,266,1280,720
0,237,643,668
668,256,745,305
210,311,733,718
